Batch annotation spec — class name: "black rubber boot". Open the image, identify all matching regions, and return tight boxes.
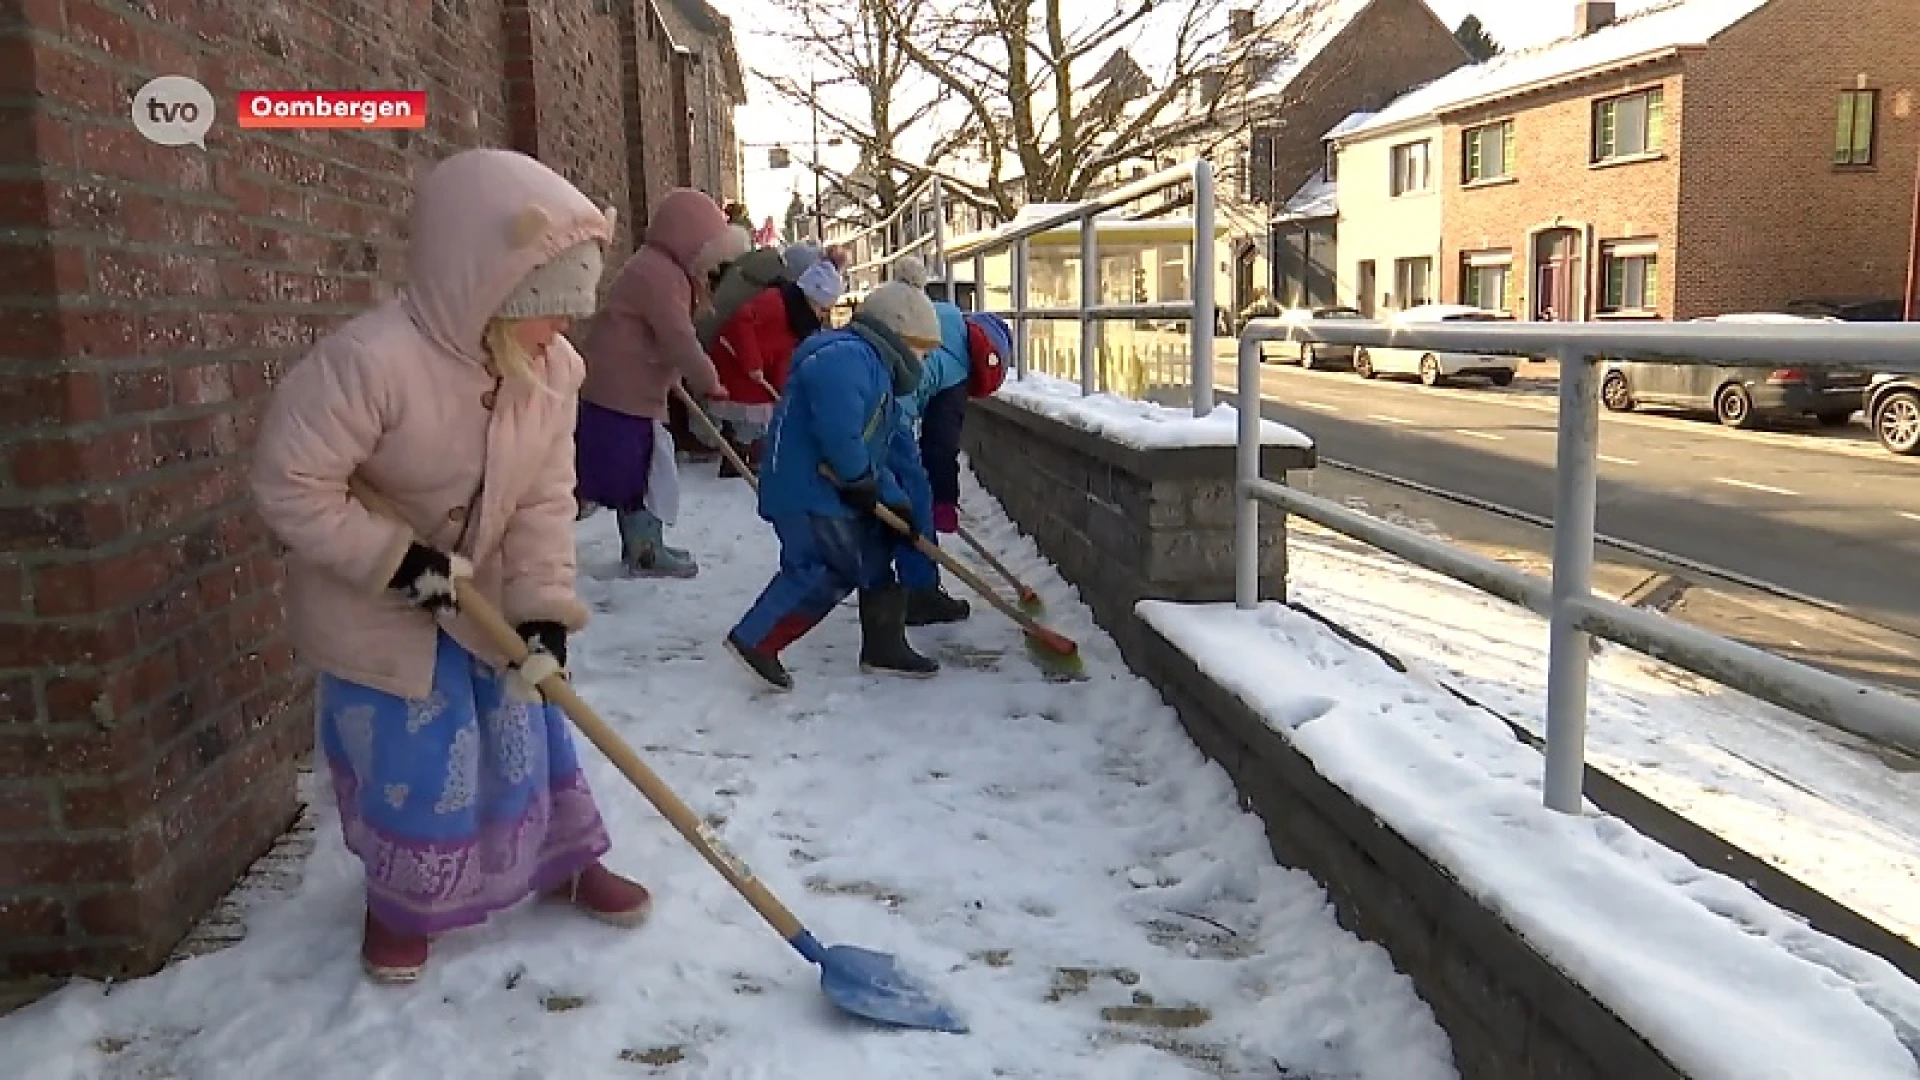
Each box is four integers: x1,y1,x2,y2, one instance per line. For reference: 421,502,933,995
725,632,793,692
858,586,939,677
905,584,971,626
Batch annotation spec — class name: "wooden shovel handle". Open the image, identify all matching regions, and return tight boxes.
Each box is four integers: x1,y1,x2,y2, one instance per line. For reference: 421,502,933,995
345,474,808,943
869,502,1074,653
674,383,758,492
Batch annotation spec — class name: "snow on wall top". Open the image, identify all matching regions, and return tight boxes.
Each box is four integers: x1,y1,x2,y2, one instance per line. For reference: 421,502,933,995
1340,0,1772,141
1137,597,1920,1080
993,371,1312,451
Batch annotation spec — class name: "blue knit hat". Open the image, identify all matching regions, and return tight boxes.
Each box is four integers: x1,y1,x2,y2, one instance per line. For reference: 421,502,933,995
965,311,1013,358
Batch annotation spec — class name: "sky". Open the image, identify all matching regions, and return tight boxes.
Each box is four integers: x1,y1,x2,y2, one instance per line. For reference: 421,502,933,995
710,0,1671,223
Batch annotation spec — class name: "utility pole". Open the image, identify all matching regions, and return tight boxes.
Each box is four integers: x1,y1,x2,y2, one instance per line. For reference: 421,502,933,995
1906,138,1919,320
810,76,824,242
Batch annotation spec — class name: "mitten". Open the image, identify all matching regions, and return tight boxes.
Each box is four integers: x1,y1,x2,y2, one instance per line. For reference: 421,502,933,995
506,620,568,702
834,472,880,514
388,543,472,612
882,500,920,543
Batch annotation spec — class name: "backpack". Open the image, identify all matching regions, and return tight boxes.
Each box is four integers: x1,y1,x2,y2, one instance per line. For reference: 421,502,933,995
696,246,789,349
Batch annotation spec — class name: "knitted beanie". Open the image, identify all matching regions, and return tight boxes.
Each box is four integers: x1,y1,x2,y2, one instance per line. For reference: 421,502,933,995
497,240,602,319
796,259,844,308
784,241,824,278
891,255,929,289
859,281,941,346
966,311,1014,357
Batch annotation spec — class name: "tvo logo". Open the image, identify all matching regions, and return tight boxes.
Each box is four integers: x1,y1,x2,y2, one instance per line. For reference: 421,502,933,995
132,75,215,148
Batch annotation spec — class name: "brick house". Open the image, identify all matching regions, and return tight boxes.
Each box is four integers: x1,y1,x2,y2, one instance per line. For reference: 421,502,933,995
1430,0,1919,322
0,0,740,1006
656,0,748,205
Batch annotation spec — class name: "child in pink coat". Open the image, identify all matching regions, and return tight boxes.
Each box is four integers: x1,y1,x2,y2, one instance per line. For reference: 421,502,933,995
251,149,648,985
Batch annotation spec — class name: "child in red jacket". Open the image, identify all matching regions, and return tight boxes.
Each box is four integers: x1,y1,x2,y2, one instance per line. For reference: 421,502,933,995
709,258,843,474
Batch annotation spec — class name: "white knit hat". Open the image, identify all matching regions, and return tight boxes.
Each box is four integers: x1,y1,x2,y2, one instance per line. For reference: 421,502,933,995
890,255,929,289
859,281,941,346
497,240,602,319
796,259,844,307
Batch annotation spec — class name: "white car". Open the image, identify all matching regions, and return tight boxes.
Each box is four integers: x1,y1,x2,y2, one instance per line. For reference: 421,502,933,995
1352,303,1519,387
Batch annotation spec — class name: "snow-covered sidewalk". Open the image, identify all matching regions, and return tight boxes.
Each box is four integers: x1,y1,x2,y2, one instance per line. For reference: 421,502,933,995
0,470,1453,1079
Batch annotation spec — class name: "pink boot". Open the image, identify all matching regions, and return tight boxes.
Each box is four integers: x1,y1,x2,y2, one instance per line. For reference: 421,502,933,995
932,502,959,534
361,910,430,984
549,862,653,928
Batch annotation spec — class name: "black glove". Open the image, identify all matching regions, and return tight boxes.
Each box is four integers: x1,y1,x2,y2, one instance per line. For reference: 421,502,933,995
883,501,920,542
835,472,880,514
509,620,568,700
388,543,469,612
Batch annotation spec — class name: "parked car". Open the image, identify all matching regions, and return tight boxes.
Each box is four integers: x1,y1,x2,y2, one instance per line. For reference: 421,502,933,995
1258,305,1364,369
1866,373,1920,455
1598,312,1870,429
1352,304,1518,386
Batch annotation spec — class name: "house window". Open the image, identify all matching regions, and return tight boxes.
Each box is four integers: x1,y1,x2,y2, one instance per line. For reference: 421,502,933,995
1835,89,1877,166
1390,140,1430,196
1460,251,1511,310
1592,88,1664,161
1599,240,1659,313
1463,121,1514,183
1393,256,1432,309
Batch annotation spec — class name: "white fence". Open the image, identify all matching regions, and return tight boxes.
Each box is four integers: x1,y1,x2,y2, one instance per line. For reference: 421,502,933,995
1233,319,1920,812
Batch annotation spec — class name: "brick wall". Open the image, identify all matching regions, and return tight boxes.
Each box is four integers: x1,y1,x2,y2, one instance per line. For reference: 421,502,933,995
1676,0,1920,318
0,0,732,996
1439,64,1686,320
1258,0,1467,211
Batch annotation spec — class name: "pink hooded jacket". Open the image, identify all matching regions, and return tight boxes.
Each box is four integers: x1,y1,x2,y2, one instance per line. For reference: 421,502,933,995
576,188,747,420
250,149,614,699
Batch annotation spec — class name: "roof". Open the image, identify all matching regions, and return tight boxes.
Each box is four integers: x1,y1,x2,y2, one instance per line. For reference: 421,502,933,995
1156,0,1374,131
1339,0,1772,141
1275,174,1336,222
1323,109,1377,140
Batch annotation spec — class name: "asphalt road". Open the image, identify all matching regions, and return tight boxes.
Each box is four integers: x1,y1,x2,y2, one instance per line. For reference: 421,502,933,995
1217,358,1920,637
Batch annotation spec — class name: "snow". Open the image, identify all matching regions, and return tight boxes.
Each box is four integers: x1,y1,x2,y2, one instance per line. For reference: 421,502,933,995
0,469,1450,1079
1276,174,1337,222
1137,521,1920,1080
1342,0,1771,141
993,371,1313,450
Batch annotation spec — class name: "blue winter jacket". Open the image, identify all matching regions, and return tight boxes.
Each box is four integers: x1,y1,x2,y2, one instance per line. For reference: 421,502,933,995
758,321,916,522
897,302,972,423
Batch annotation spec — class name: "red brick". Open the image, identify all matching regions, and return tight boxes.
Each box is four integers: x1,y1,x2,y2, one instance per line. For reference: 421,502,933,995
0,496,127,554
62,0,143,60
44,648,180,731
0,562,24,616
0,785,54,831
0,371,105,429
72,880,170,938
124,464,244,534
0,727,146,782
0,895,67,938
30,543,181,617
106,369,173,416
0,176,47,229
28,39,126,116
0,675,36,724
5,425,149,488
0,835,154,890
54,308,141,360
0,611,137,667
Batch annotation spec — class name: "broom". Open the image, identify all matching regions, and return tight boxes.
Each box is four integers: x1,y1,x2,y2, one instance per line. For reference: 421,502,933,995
673,385,1085,681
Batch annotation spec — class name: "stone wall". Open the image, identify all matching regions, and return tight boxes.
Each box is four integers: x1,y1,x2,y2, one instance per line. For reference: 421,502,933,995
1129,614,1690,1080
0,0,737,998
960,396,1313,659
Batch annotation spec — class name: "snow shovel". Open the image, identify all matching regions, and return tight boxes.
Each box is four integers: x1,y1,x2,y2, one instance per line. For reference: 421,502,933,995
345,475,968,1034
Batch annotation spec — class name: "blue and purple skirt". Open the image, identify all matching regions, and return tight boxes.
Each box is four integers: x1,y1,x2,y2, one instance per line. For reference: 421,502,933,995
318,631,611,935
575,399,654,514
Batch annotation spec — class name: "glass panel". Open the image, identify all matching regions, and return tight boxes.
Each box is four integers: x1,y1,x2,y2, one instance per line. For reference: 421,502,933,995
1646,89,1664,150
1617,96,1647,156
1501,122,1515,175
1835,94,1856,162
1852,92,1875,161
1643,258,1658,307
1595,101,1617,158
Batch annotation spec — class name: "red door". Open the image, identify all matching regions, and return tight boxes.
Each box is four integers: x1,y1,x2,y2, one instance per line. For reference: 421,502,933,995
1532,228,1581,320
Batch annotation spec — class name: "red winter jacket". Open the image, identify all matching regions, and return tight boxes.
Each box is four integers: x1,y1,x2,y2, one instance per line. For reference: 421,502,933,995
709,286,801,405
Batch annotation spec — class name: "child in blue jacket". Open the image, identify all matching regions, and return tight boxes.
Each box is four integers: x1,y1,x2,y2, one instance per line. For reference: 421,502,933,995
887,258,1014,625
725,282,946,692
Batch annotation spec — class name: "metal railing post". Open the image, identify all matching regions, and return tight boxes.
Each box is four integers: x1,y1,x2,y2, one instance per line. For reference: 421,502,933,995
972,253,985,312
1013,237,1030,378
1190,158,1216,416
1235,336,1262,608
931,178,949,301
1079,211,1098,396
1542,349,1601,813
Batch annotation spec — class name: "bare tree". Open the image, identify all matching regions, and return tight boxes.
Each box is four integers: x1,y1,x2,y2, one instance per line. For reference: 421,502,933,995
756,0,981,223
890,0,1337,215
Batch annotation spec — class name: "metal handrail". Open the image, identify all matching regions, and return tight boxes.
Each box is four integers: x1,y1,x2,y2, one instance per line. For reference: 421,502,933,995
934,158,1218,415
1232,317,1920,813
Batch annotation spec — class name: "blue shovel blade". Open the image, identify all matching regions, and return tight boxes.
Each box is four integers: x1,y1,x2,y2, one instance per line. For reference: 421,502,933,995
815,943,968,1033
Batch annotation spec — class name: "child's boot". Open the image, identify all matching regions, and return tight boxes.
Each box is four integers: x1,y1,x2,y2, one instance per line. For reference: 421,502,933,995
617,508,698,578
858,586,939,677
361,909,429,984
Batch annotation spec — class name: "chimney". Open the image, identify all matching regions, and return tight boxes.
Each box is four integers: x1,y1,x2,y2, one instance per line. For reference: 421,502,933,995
1575,1,1615,34
1228,8,1254,41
